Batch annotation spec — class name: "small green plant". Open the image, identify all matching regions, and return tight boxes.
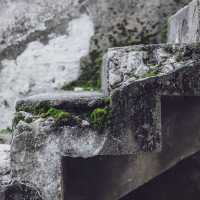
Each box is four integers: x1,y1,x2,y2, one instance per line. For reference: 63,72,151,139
142,68,160,78
90,107,111,129
41,108,71,121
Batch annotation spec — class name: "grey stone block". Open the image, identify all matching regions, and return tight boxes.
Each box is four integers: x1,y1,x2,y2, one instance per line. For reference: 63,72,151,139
10,43,200,200
104,43,200,93
168,0,200,43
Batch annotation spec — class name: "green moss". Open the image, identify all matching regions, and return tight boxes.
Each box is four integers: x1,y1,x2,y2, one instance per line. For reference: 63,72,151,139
0,128,12,135
142,70,160,78
90,107,111,129
41,108,71,121
141,64,161,79
61,50,102,91
60,27,160,92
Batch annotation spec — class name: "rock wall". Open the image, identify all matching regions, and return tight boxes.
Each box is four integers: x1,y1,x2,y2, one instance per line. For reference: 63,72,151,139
168,0,200,44
0,0,191,130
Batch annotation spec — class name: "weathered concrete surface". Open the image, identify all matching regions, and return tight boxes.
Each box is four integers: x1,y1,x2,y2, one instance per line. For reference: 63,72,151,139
15,91,105,114
0,181,43,200
0,145,11,185
103,43,200,93
10,92,107,200
10,43,200,200
121,151,200,200
0,0,191,130
168,0,200,44
103,43,200,153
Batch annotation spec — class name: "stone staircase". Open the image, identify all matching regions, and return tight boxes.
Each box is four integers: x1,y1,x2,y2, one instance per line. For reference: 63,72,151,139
2,0,200,199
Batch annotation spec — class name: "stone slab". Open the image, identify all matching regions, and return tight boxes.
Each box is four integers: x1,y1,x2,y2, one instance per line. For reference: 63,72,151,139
103,43,200,93
16,91,105,114
168,0,200,43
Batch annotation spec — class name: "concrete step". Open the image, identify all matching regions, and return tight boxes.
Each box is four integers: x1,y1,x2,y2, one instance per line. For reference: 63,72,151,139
16,91,106,114
10,42,200,200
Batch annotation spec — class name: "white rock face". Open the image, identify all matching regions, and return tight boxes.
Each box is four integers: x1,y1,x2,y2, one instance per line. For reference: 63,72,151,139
0,14,94,129
0,0,81,48
168,0,200,44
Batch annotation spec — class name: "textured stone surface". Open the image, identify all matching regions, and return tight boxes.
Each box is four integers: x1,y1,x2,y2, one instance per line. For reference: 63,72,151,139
0,13,94,130
0,181,43,200
106,43,200,153
10,43,200,200
16,91,105,113
0,0,190,53
11,118,107,200
168,0,200,44
0,145,11,185
0,0,190,130
103,43,200,93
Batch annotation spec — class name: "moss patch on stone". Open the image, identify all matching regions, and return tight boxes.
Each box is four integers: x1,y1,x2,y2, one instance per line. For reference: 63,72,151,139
61,24,161,92
41,108,71,121
90,107,111,130
41,108,86,127
141,65,161,79
142,70,160,78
